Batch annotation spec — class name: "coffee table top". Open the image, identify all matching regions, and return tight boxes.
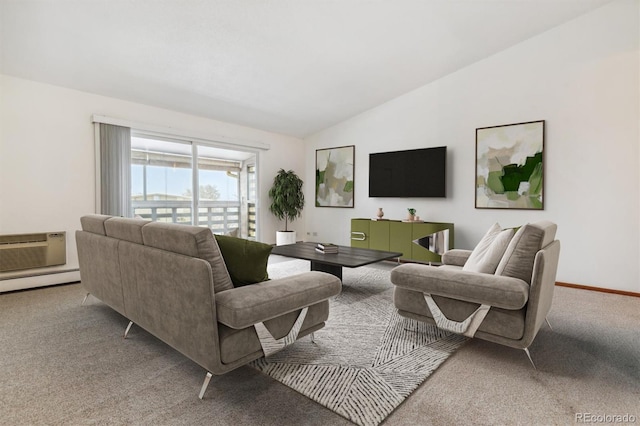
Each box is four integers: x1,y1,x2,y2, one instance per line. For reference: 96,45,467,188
272,242,402,268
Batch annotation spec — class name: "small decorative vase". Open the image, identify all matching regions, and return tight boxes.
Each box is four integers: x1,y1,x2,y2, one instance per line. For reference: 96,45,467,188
376,208,384,219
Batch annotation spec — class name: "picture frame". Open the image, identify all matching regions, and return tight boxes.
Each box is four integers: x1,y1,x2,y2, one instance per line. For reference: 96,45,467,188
315,145,355,208
475,120,545,210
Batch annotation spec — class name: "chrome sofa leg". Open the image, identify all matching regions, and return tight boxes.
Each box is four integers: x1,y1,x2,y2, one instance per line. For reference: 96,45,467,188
545,317,553,331
199,372,213,399
310,332,315,343
81,293,90,305
523,347,537,370
123,321,134,339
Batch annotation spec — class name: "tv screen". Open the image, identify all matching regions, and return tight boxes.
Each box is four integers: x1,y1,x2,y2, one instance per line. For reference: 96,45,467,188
369,146,446,197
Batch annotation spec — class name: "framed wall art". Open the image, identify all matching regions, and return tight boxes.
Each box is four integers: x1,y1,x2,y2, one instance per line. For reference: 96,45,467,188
475,120,545,210
315,145,355,208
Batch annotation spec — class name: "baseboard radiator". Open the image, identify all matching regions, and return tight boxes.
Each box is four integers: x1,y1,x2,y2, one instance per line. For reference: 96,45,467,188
0,232,66,273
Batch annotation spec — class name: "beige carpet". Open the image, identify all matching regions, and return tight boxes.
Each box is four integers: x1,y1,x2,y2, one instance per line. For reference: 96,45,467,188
1,259,639,425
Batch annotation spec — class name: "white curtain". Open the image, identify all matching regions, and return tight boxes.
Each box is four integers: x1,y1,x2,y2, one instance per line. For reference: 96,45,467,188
99,123,131,216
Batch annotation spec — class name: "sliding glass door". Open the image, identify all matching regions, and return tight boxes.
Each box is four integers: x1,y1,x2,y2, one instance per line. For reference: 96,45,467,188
131,136,193,223
130,134,257,238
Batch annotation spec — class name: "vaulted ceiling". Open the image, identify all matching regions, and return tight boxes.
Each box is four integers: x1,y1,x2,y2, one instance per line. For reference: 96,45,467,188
0,0,612,137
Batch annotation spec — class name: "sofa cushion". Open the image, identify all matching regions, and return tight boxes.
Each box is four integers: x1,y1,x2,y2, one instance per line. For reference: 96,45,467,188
217,302,329,364
394,287,526,340
141,222,234,293
463,223,514,274
104,217,150,244
216,271,341,329
441,249,472,267
214,234,272,287
391,263,529,310
80,214,112,235
495,221,556,284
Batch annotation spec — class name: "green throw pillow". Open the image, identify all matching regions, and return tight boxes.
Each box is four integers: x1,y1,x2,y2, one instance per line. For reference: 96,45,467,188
214,234,272,287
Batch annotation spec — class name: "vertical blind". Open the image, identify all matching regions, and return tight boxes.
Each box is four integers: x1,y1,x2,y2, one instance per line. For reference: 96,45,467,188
99,123,131,216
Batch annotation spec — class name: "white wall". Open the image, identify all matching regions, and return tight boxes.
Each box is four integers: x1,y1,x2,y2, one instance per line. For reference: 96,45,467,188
0,75,304,291
304,0,640,292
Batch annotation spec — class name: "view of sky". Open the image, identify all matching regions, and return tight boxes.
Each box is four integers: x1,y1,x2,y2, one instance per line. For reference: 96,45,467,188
131,165,239,200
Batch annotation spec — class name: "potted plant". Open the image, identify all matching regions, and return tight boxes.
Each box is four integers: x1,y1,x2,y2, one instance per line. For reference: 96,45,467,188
407,208,417,221
268,169,305,245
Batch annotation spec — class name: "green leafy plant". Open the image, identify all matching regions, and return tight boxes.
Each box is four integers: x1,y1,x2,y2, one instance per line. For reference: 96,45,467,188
407,208,416,215
268,169,305,232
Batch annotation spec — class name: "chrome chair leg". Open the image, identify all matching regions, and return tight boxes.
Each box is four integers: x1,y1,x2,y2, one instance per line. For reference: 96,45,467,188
81,293,90,305
310,332,315,343
523,347,537,370
123,321,134,339
545,317,553,331
199,372,213,399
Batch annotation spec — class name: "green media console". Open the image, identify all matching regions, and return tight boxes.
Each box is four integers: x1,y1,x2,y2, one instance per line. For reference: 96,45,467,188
350,219,454,264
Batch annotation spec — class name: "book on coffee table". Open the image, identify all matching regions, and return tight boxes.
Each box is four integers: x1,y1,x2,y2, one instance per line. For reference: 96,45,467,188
316,243,339,253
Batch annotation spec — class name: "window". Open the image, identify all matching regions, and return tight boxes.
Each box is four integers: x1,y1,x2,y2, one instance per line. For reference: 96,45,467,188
131,137,193,223
247,164,257,238
130,135,257,237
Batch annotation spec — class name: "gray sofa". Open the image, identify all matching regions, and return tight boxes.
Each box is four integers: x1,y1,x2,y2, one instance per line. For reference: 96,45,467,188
391,221,560,367
76,214,341,398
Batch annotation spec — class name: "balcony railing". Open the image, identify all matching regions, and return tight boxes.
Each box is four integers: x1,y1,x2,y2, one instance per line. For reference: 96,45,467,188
132,200,241,234
247,202,256,238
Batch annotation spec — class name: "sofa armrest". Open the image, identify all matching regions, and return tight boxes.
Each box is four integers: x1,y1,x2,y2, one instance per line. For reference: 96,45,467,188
441,249,472,267
391,263,529,310
215,271,341,329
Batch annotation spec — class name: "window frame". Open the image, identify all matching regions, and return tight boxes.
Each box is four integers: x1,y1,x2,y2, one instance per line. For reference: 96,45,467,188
93,115,266,241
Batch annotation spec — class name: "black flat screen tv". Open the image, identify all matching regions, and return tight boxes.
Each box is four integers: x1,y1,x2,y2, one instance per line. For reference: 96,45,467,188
369,146,446,197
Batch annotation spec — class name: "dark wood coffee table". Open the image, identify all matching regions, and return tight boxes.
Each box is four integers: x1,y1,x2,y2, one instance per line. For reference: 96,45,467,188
271,242,402,280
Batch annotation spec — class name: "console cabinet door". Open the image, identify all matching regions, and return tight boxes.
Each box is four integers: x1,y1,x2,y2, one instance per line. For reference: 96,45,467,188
369,220,390,251
389,222,413,260
350,219,370,249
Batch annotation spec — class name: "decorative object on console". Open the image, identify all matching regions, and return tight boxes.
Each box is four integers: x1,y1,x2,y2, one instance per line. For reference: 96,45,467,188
476,120,545,210
315,145,355,208
268,169,305,245
407,208,416,221
376,207,384,219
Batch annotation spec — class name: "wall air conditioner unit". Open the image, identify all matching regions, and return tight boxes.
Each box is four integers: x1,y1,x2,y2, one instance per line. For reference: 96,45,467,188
0,232,66,273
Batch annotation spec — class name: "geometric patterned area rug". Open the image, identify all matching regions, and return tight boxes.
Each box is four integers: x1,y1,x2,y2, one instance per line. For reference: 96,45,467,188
253,259,467,426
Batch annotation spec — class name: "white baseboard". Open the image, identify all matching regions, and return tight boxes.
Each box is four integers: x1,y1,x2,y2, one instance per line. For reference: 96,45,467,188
0,270,80,293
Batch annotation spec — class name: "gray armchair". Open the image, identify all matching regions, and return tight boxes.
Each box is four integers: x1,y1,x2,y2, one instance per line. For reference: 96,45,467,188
391,221,560,367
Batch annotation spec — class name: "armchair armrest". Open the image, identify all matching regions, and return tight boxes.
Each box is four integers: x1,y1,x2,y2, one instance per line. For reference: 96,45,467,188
441,249,472,267
215,271,341,329
391,263,529,310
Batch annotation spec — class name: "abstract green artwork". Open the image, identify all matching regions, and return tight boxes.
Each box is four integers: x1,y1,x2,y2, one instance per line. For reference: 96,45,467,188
316,145,354,207
475,120,545,209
